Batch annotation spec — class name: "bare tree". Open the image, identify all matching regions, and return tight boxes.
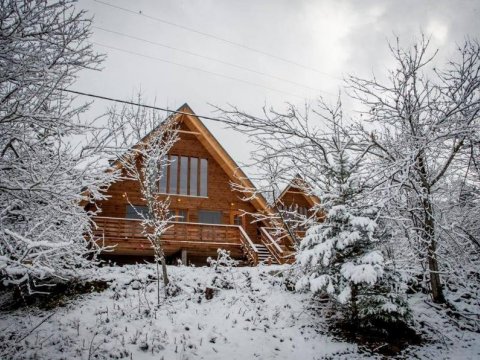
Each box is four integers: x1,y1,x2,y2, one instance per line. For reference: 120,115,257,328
218,98,411,327
107,100,179,302
217,102,332,245
230,151,306,246
217,36,480,306
347,36,480,303
0,0,119,292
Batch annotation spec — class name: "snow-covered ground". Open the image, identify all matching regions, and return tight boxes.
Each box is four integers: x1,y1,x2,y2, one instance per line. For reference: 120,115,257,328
1,265,479,359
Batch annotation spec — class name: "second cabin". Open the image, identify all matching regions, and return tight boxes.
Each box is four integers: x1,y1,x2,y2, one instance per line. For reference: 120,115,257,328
275,175,321,239
90,104,296,265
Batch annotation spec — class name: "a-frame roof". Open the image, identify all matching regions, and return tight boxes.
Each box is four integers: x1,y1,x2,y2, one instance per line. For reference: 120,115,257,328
113,103,270,215
276,175,320,208
176,104,269,214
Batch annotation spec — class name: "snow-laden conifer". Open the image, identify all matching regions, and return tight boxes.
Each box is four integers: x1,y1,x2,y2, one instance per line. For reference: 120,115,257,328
288,104,411,327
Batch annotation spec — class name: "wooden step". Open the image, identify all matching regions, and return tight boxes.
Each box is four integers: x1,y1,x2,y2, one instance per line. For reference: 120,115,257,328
251,244,279,265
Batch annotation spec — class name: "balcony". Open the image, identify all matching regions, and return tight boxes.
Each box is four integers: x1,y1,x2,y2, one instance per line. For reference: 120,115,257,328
92,216,259,265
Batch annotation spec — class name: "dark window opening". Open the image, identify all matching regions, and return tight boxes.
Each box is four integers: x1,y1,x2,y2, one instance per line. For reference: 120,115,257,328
198,210,222,224
126,205,149,219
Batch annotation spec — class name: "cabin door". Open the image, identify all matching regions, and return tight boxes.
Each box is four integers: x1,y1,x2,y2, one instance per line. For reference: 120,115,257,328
230,210,246,230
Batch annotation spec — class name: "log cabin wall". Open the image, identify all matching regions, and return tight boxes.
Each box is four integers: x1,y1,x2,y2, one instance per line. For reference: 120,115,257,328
277,185,312,210
94,120,261,243
275,184,320,246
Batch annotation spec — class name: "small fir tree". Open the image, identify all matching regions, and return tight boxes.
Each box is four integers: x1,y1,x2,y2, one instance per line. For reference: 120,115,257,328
207,249,239,290
295,113,410,329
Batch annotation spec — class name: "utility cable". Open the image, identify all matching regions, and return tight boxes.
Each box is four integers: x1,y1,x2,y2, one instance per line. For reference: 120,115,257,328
94,0,339,78
63,88,238,124
94,42,312,98
93,26,328,92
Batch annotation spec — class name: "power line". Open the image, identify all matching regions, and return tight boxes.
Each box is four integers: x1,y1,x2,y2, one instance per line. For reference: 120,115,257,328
93,26,327,93
93,42,311,99
94,0,338,78
63,88,233,124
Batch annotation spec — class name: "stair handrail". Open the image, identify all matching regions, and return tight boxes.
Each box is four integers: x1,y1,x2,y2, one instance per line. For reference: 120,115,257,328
259,227,284,264
260,227,297,264
237,225,259,265
262,226,293,244
260,227,283,253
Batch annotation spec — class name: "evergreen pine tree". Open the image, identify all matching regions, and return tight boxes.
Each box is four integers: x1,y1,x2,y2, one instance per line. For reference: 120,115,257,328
296,117,410,330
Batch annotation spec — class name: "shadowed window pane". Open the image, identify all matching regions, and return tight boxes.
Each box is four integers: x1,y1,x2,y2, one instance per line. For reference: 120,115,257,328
200,158,208,197
198,210,221,224
158,156,167,193
189,157,198,196
126,205,149,219
178,209,188,222
180,156,188,195
169,155,178,194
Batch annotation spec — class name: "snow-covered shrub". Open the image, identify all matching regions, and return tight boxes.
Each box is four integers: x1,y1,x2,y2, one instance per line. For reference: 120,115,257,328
207,249,238,290
207,249,239,270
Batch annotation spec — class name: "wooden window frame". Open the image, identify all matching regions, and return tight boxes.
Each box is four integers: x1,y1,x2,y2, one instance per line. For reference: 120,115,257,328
158,155,208,198
230,210,246,229
170,209,188,222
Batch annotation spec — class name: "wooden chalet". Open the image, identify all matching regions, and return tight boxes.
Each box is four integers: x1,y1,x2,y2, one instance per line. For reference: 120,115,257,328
89,104,294,265
275,175,321,239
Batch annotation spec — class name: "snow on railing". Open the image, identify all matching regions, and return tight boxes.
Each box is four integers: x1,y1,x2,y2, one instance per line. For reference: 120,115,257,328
92,216,260,264
259,227,295,265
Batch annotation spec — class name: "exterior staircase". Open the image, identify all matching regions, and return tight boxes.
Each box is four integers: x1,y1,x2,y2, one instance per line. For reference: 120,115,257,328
255,243,279,264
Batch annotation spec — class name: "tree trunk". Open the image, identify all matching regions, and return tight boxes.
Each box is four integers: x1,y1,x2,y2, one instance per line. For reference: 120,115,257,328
423,195,445,303
350,283,359,326
417,153,445,303
154,236,170,299
160,253,169,297
156,259,160,306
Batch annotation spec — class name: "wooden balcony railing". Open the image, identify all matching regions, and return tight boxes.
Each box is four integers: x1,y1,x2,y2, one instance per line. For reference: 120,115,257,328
259,227,296,264
92,216,258,263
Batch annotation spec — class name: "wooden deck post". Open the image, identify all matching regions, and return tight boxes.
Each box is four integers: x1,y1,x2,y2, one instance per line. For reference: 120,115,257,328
181,248,188,265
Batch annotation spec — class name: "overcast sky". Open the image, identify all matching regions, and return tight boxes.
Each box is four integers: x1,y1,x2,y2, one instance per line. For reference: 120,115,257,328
75,0,480,166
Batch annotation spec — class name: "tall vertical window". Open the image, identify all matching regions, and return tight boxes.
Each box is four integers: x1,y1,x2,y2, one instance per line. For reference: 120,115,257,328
179,156,188,195
200,158,208,197
158,156,167,193
189,157,198,196
158,155,207,196
169,155,178,194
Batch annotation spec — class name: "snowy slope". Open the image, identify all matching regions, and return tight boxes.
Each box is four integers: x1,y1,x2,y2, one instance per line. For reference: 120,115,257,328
1,265,479,359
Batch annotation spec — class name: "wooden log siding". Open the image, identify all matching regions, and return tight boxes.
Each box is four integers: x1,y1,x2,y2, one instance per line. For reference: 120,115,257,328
93,216,258,261
86,106,285,263
93,122,262,243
